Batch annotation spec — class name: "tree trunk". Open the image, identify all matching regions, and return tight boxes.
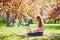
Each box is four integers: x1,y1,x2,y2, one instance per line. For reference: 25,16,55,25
54,19,56,24
6,11,10,26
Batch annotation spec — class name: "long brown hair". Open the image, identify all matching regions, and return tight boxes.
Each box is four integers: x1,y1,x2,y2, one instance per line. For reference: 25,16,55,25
36,16,42,28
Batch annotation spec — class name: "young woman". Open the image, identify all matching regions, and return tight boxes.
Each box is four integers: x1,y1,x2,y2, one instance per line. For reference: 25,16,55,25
34,16,44,35
27,16,44,36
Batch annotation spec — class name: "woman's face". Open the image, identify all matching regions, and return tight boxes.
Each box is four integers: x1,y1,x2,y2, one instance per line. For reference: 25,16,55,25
37,18,41,21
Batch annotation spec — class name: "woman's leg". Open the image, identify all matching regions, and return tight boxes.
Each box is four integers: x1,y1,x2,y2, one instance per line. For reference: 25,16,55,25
27,32,43,37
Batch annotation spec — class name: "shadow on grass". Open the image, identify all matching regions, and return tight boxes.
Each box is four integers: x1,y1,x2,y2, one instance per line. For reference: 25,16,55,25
0,34,25,40
0,34,60,40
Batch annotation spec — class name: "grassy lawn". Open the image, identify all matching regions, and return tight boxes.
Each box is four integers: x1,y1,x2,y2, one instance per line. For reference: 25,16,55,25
0,24,60,40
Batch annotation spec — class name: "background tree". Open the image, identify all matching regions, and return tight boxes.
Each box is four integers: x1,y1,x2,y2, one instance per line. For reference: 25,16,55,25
0,0,60,26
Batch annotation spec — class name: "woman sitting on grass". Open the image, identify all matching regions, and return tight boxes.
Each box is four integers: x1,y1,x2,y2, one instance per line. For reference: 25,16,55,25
34,16,44,35
15,16,44,37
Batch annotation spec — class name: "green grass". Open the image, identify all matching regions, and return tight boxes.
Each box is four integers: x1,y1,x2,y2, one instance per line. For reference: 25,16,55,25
0,24,60,40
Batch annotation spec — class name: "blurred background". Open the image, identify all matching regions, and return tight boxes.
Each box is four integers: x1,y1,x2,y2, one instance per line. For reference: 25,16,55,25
0,0,60,26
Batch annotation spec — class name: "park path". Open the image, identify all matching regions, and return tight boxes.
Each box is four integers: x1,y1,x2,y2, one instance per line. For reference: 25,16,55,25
45,24,60,26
